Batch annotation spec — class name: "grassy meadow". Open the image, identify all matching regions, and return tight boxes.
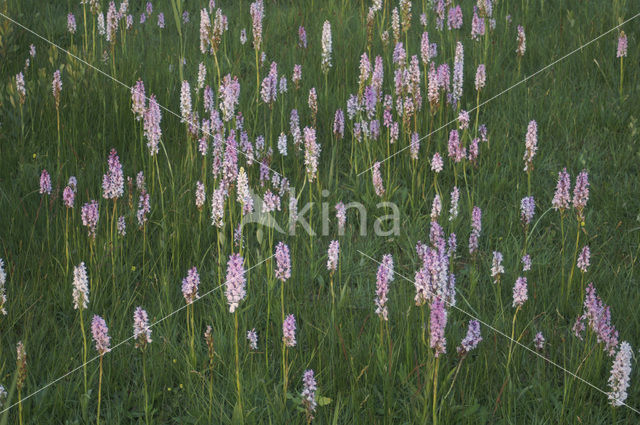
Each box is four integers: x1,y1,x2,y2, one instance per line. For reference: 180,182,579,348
0,0,639,423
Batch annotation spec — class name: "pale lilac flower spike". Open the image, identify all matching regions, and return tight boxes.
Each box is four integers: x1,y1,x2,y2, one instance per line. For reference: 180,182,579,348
552,168,571,212
512,277,528,308
608,341,632,406
327,240,339,273
469,206,482,255
617,31,628,58
282,314,297,347
181,267,200,304
374,254,394,321
63,185,75,208
72,262,89,310
39,169,52,195
225,254,246,313
133,306,152,349
429,298,447,357
523,120,537,172
521,254,531,272
431,152,443,173
81,200,99,239
274,242,291,282
372,161,385,197
91,315,111,355
301,369,318,421
247,329,258,350
533,332,545,350
457,319,482,354
520,196,535,225
572,170,589,221
491,252,504,283
577,246,590,273
102,148,124,199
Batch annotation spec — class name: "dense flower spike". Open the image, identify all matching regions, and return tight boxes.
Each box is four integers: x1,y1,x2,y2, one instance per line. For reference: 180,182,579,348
133,306,152,349
195,181,206,210
458,320,482,354
575,283,619,355
219,74,241,122
491,252,504,283
375,254,394,321
182,267,200,304
333,109,345,139
282,314,297,347
131,80,146,121
81,200,99,239
298,26,307,49
430,194,442,221
430,298,447,357
321,21,332,74
137,191,150,227
67,13,77,34
572,170,589,221
16,72,25,104
469,206,482,254
277,132,288,156
225,254,246,313
0,259,6,315
301,369,318,421
608,341,632,406
449,187,460,221
144,95,162,155
521,254,532,272
211,187,225,228
552,168,571,211
91,315,111,355
516,25,526,56
275,242,291,281
327,240,339,273
520,196,535,225
617,31,627,58
250,0,264,51
52,70,62,108
533,332,545,350
117,216,126,236
200,8,211,53
39,169,52,195
577,246,590,273
523,120,537,172
102,149,124,199
180,80,192,122
475,64,486,91
72,262,89,310
247,329,258,350
452,42,464,105
512,277,528,308
432,152,443,173
303,127,321,182
372,161,385,197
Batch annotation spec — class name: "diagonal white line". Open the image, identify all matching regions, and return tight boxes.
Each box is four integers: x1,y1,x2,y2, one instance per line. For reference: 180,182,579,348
0,11,285,181
357,12,640,177
358,249,640,414
0,254,274,415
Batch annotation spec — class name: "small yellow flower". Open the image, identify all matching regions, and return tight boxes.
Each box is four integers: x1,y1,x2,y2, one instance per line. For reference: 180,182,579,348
32,153,36,159
131,265,136,271
167,387,172,392
179,383,184,389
